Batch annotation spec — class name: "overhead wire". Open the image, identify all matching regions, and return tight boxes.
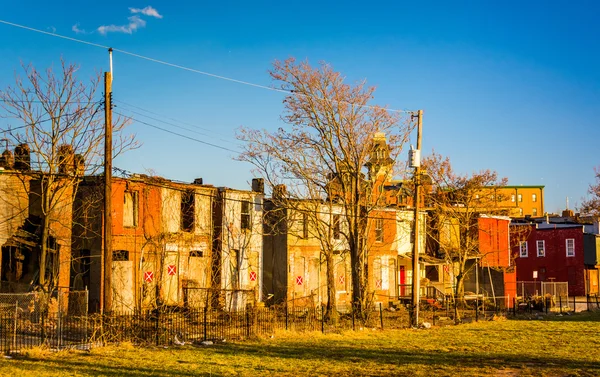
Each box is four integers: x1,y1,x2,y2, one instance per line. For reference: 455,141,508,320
0,19,416,114
113,111,240,153
114,101,242,146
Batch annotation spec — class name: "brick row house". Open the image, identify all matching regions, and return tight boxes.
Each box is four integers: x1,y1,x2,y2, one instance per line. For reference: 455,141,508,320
511,219,600,297
73,176,264,312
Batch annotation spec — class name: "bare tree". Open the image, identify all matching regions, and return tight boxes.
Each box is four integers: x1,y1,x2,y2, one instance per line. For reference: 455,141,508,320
422,152,508,322
581,167,600,215
238,58,412,318
0,60,136,293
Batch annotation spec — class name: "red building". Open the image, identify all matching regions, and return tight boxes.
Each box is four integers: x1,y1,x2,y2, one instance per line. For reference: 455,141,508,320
511,224,586,296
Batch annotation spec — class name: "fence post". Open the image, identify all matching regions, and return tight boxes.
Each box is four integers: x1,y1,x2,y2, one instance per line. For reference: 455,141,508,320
246,310,250,338
573,295,576,313
559,296,562,314
13,300,18,352
351,306,355,331
432,304,436,327
321,305,325,334
379,303,384,330
587,294,590,312
285,302,289,331
475,296,479,322
596,294,599,309
57,292,62,349
155,309,160,346
203,306,207,341
513,297,516,316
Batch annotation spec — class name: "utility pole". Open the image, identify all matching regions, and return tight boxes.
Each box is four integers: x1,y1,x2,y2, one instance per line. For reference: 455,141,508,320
410,110,423,327
102,48,113,314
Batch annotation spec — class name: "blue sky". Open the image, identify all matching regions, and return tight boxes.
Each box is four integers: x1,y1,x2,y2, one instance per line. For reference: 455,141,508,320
0,1,598,214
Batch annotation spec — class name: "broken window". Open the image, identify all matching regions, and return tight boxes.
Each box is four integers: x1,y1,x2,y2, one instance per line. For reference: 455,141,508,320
375,218,384,242
181,190,195,232
113,250,129,261
301,212,309,239
333,214,341,240
189,250,203,257
123,191,139,227
241,200,251,230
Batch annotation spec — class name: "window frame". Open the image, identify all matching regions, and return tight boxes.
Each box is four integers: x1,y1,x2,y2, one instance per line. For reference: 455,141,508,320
519,241,528,258
241,200,251,230
123,191,139,228
532,194,537,202
333,214,341,240
566,238,575,257
375,218,384,243
536,240,545,257
301,212,309,239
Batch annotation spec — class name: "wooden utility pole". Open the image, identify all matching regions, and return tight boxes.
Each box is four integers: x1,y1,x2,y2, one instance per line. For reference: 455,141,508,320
102,48,113,313
411,109,423,327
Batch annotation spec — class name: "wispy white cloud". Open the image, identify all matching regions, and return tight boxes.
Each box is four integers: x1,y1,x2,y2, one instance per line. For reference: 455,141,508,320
71,23,86,34
97,15,146,35
129,6,163,19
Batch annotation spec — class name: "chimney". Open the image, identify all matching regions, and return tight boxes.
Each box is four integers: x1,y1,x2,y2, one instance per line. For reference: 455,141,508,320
193,178,203,185
0,149,14,169
74,154,85,176
252,178,264,194
58,145,75,175
14,143,30,171
273,184,287,200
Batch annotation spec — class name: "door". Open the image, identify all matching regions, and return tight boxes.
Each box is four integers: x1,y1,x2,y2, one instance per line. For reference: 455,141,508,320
399,266,406,296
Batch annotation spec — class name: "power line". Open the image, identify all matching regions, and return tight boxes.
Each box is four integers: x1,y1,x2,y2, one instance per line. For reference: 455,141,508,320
0,19,415,114
114,101,242,146
114,111,240,153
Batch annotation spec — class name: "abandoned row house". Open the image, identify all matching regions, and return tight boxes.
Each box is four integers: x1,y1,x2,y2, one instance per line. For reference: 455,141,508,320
0,135,554,314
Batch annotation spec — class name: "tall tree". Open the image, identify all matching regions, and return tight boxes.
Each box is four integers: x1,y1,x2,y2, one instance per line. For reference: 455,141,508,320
238,58,412,318
581,167,600,215
0,60,136,292
422,152,507,322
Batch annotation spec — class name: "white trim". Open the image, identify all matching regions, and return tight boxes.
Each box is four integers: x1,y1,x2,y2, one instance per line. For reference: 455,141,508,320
536,240,545,257
566,238,575,257
519,241,528,258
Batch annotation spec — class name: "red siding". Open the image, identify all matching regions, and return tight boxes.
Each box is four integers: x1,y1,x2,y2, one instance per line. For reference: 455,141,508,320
479,217,510,268
512,225,586,296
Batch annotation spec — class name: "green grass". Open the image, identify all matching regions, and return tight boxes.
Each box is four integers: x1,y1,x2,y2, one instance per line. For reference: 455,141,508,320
2,312,600,377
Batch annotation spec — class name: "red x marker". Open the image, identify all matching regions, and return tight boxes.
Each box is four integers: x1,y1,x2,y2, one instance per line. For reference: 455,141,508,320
167,265,177,276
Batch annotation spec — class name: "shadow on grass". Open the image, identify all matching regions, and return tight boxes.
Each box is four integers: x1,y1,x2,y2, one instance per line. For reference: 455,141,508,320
212,340,600,374
0,355,204,377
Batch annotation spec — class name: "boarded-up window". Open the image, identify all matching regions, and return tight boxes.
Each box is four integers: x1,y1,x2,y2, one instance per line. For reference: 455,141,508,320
181,190,195,232
230,249,239,286
241,201,251,230
373,257,382,289
335,257,347,292
123,191,138,227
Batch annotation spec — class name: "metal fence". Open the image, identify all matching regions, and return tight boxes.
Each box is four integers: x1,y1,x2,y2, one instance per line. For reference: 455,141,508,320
517,281,569,298
0,298,515,354
511,294,600,314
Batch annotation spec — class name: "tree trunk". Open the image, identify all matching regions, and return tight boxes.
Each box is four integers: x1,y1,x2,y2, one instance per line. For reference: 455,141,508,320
454,271,464,324
324,252,338,323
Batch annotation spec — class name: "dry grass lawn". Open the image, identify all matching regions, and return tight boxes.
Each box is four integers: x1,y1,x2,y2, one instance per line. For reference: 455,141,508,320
1,312,599,376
